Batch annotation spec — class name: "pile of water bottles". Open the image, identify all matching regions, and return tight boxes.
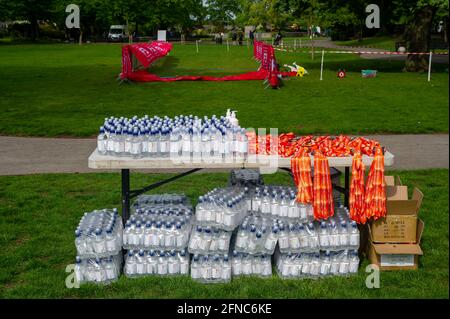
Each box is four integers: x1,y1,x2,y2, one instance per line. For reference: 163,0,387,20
195,187,248,231
124,249,190,277
75,255,123,284
96,111,249,161
123,194,193,277
74,209,123,284
274,249,360,279
72,180,362,284
249,186,315,222
190,254,232,283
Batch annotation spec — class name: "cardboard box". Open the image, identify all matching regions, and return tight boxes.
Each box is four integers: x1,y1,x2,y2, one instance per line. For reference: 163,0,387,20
367,220,424,270
370,176,423,243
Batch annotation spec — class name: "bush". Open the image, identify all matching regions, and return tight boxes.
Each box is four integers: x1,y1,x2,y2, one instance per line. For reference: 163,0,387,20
0,29,8,38
39,24,65,40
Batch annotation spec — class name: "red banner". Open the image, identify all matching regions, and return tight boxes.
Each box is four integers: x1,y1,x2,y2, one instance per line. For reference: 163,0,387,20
120,40,290,88
253,41,275,71
129,41,172,68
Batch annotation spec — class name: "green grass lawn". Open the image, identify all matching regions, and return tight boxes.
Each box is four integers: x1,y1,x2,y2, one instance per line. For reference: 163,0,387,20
0,43,448,137
334,36,399,51
0,169,448,298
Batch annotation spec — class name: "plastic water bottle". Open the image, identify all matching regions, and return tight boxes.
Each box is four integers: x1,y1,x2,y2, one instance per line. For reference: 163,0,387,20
97,127,107,155
169,127,181,158
130,129,142,158
349,250,359,274
148,128,159,157
319,221,330,249
339,221,349,249
159,127,170,157
181,127,192,160
349,221,360,249
320,251,331,276
338,250,350,276
201,128,211,161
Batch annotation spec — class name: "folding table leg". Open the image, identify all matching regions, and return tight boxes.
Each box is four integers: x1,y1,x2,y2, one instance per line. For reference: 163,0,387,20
344,167,350,208
121,169,130,224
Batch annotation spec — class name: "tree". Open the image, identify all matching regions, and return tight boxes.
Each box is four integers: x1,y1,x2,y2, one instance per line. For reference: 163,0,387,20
2,0,55,40
235,0,290,31
392,0,448,71
205,0,240,30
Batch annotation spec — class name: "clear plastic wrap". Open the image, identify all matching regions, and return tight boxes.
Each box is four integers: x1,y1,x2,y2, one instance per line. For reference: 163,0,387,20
188,225,232,255
277,206,360,253
274,249,359,279
74,208,123,258
124,249,190,277
250,185,315,223
190,254,232,283
74,254,122,285
231,251,272,277
233,215,280,255
195,187,248,231
132,193,192,211
122,208,193,250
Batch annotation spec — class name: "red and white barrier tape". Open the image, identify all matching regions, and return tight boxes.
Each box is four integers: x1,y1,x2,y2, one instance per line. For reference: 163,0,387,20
274,47,448,55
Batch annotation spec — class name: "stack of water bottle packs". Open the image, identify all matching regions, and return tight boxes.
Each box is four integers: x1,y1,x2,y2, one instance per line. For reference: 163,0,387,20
96,112,248,162
274,206,361,279
123,194,193,250
74,208,123,284
124,194,193,277
189,187,252,283
73,185,362,284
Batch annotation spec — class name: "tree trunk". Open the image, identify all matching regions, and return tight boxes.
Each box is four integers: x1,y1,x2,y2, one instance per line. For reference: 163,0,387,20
404,5,435,72
30,17,39,41
79,30,83,45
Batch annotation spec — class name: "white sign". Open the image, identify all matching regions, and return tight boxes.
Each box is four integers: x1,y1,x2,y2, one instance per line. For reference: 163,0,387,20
65,4,80,29
157,30,167,42
366,4,380,29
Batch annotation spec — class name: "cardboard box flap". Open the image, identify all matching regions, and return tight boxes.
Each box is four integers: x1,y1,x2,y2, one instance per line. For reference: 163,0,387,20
385,176,395,186
384,175,402,186
412,187,424,214
386,185,408,200
386,199,419,215
373,243,423,255
416,219,424,242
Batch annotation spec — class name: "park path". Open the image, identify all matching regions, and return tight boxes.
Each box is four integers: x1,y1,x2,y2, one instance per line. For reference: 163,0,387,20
281,39,449,64
0,134,448,176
